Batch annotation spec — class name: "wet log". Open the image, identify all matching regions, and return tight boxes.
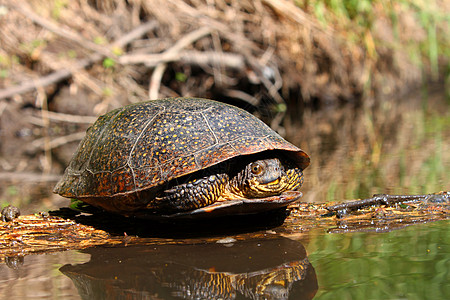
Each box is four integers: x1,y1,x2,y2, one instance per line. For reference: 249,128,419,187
325,192,449,214
0,213,122,259
1,192,448,259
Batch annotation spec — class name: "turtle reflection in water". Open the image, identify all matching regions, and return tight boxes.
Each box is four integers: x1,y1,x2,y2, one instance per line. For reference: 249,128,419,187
60,237,318,299
54,97,309,219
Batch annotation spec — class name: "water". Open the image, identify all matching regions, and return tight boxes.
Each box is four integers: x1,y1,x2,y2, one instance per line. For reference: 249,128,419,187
0,251,89,299
1,220,448,299
307,220,450,300
0,89,449,299
292,91,450,202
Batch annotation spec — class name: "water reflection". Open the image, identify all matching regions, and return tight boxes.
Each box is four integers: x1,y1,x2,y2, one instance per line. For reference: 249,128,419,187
307,220,450,299
60,237,317,300
288,90,450,203
0,251,88,300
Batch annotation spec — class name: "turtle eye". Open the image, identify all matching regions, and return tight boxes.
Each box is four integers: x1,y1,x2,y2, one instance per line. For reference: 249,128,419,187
250,163,264,175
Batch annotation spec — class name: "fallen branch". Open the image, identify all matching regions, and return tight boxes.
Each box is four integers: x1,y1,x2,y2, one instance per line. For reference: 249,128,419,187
0,172,60,182
28,110,98,125
262,0,333,34
223,89,260,106
0,21,158,100
10,2,113,58
119,50,245,69
0,214,121,258
149,27,212,99
0,68,78,100
325,192,450,213
31,132,87,151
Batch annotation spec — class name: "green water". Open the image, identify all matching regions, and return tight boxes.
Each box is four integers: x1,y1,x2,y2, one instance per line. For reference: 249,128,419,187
307,220,450,300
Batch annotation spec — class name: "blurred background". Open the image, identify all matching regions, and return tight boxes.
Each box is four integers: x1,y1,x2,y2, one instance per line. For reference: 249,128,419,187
1,2,449,299
0,0,449,214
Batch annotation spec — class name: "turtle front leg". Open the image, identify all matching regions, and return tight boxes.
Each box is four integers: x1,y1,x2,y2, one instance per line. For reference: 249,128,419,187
155,174,229,212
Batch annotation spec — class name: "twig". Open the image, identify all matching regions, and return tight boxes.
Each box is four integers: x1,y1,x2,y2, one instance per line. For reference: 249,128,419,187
0,68,77,100
149,27,212,99
0,102,7,117
30,111,98,124
119,50,245,69
262,0,333,34
10,2,113,58
149,64,166,100
0,172,60,182
223,89,260,106
167,27,212,54
112,21,158,48
246,57,285,104
167,0,258,51
71,71,107,97
31,132,87,151
270,111,286,136
0,21,158,100
36,82,52,174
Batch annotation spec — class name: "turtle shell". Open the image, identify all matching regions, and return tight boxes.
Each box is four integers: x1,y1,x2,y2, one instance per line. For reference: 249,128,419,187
54,97,309,216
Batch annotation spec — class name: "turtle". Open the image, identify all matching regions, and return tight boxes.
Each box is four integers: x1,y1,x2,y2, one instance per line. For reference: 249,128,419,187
54,97,310,219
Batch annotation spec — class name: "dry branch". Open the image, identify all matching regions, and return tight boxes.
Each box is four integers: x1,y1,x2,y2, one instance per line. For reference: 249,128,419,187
262,0,332,34
0,172,60,182
223,89,260,106
0,214,122,258
31,132,87,151
29,111,98,124
10,2,114,57
325,192,450,213
149,27,212,99
0,21,158,100
119,50,245,69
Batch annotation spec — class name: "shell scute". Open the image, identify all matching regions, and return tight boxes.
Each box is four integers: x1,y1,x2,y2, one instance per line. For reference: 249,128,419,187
133,166,163,190
83,171,112,197
88,103,162,173
193,143,239,169
111,167,135,194
130,111,215,169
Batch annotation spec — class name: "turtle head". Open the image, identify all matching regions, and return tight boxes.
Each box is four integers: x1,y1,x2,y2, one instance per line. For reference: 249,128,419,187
237,158,304,198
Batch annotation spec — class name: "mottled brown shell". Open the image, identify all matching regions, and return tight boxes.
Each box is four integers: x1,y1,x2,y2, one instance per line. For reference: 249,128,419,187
54,97,309,199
